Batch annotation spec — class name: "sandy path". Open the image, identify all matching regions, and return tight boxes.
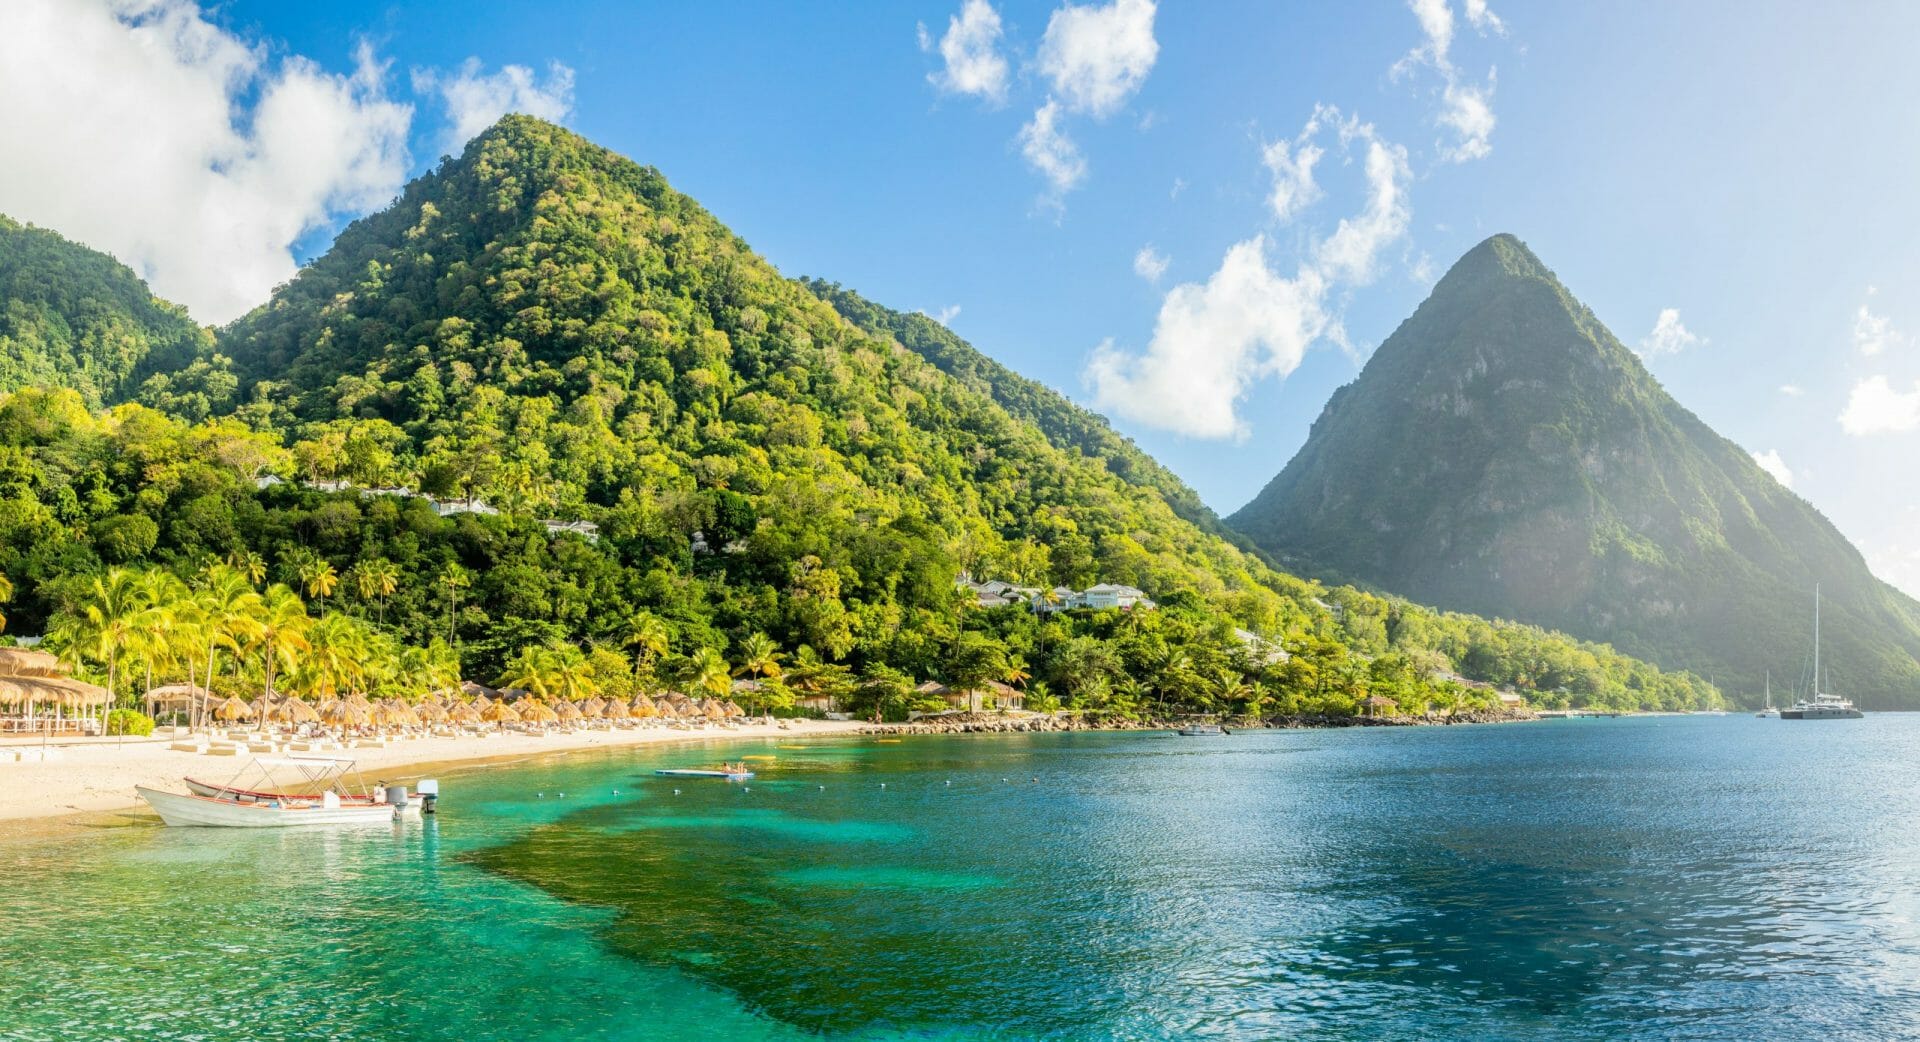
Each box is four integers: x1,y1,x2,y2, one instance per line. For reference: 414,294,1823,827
0,720,870,825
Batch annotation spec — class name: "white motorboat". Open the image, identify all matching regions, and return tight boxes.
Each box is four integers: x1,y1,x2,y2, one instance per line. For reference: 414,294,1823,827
137,785,420,827
139,756,435,827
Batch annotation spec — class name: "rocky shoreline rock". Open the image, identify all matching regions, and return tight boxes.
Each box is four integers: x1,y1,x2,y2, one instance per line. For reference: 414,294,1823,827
857,707,1538,736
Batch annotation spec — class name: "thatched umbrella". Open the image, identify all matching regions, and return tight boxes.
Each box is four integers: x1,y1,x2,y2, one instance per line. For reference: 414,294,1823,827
582,696,606,716
518,699,559,725
553,700,583,724
449,702,482,726
702,699,728,721
470,692,493,711
629,695,659,720
267,697,320,724
479,700,520,726
723,699,745,718
215,695,255,722
323,700,369,728
416,702,450,725
603,699,630,721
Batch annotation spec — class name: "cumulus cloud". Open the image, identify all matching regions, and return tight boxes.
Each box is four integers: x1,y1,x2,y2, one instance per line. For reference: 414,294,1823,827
1018,99,1088,199
919,0,1009,104
1261,114,1327,221
1088,110,1413,438
1637,308,1704,357
922,304,963,325
1037,0,1158,118
1779,384,1805,397
1839,375,1920,435
1751,449,1793,488
0,0,413,324
1395,0,1501,163
413,58,575,155
1087,238,1329,439
1133,245,1170,282
1852,299,1904,357
1463,0,1506,35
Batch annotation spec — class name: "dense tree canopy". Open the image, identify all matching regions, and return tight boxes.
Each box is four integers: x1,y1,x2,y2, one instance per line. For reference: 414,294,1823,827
0,118,1722,717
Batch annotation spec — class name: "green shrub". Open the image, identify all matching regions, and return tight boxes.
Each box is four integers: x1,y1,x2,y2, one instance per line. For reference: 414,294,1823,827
104,708,154,737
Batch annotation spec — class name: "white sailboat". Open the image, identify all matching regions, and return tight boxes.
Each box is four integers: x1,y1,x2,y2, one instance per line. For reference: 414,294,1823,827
1755,672,1777,718
1779,584,1863,720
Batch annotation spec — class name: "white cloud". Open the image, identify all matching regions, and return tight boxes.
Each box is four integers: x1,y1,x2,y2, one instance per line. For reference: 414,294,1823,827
1261,120,1326,222
413,58,574,155
1037,0,1158,118
1463,0,1505,35
921,304,963,325
919,0,1009,104
1018,99,1088,199
1087,237,1330,439
1751,449,1794,488
0,0,413,324
1839,375,1920,435
1395,0,1501,164
1315,133,1413,284
1133,245,1170,282
1637,308,1704,357
1438,75,1496,162
1087,109,1414,438
1868,530,1920,601
1852,302,1903,357
1780,384,1805,396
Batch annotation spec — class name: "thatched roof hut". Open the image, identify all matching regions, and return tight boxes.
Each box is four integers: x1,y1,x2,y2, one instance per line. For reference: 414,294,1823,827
0,648,64,678
479,700,520,724
518,699,559,724
215,695,255,721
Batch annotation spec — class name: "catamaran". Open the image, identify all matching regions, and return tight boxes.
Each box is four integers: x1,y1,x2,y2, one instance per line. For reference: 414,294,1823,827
1779,584,1863,720
138,756,437,827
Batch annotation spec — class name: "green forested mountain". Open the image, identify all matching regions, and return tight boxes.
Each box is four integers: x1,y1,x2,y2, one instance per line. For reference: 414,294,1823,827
0,119,1723,716
1229,233,1920,706
0,215,218,410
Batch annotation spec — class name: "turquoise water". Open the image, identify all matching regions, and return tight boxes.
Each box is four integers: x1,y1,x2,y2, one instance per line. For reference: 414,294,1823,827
6,718,1920,1040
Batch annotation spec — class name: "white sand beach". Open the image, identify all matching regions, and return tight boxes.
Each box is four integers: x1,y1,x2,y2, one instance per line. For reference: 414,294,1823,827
0,719,870,825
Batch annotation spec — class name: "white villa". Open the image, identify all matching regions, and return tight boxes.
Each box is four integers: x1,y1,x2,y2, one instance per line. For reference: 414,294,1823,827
956,575,1156,612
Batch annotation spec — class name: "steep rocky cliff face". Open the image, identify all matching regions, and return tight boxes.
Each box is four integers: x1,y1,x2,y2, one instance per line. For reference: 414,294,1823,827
1230,234,1920,705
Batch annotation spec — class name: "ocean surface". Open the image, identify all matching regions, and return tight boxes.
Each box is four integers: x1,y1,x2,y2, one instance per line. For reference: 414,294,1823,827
6,716,1920,1040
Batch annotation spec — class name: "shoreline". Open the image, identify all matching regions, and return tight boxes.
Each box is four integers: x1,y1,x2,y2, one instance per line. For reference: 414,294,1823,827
0,719,871,829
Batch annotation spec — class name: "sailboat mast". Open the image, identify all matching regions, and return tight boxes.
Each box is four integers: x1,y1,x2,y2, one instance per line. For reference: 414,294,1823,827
1813,583,1821,697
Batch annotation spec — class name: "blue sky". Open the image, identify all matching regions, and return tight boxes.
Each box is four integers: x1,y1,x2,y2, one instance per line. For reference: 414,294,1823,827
4,1,1919,596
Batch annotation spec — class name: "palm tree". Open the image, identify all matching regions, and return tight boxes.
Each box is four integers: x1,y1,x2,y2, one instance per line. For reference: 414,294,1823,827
128,568,187,703
228,550,267,587
685,647,732,699
299,559,339,614
499,643,596,702
733,632,782,682
440,565,470,643
78,568,144,718
253,584,312,698
195,566,264,720
0,571,12,633
352,558,399,624
619,610,671,669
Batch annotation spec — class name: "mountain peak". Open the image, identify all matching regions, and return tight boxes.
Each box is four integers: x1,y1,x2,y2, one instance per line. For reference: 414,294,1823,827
1229,236,1920,705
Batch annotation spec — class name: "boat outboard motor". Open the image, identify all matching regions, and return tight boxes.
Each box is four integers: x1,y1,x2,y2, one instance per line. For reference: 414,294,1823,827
416,778,439,815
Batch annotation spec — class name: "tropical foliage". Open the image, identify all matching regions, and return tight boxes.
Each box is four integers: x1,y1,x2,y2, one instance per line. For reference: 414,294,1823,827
0,119,1724,719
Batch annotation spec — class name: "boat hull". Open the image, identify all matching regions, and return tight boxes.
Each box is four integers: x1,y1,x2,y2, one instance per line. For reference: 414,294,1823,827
653,769,753,779
1779,709,1864,720
137,786,420,827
